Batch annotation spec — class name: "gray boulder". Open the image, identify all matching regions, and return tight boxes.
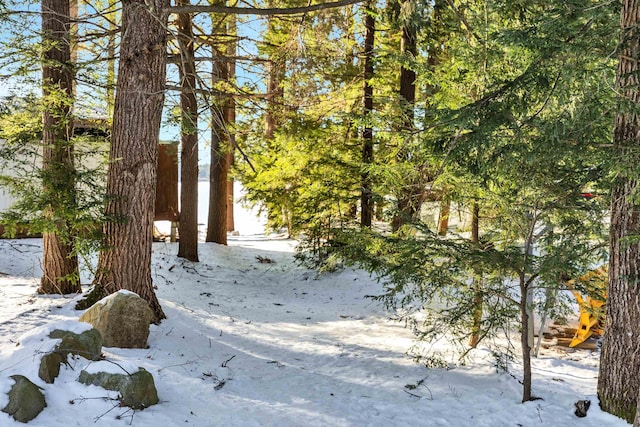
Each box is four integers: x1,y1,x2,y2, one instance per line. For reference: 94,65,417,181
38,328,103,383
78,368,159,409
79,291,152,348
2,375,46,423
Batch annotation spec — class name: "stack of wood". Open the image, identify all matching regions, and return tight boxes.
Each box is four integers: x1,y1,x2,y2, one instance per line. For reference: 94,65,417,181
540,323,600,350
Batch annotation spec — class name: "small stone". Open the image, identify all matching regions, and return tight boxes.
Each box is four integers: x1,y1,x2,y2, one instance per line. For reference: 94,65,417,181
575,399,591,417
2,375,46,422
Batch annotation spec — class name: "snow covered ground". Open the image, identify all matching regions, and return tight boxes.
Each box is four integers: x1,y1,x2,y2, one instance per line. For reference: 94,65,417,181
0,191,631,426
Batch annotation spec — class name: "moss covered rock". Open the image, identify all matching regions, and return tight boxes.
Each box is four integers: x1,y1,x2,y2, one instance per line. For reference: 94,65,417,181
38,328,103,384
49,328,102,361
78,368,159,409
1,375,46,423
38,352,66,384
79,291,152,348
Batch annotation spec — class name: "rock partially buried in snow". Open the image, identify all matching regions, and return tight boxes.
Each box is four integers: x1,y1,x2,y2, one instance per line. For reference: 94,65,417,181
49,328,102,360
39,328,103,384
78,367,159,409
79,290,152,348
38,352,66,384
2,375,46,423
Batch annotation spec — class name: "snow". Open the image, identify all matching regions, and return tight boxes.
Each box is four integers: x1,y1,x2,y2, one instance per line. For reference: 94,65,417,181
19,320,93,346
94,289,140,307
82,360,142,376
0,198,631,426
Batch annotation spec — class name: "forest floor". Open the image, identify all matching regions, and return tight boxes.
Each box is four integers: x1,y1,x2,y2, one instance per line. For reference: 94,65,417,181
0,233,630,427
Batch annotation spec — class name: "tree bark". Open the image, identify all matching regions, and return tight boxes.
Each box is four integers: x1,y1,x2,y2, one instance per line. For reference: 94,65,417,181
598,2,640,422
468,202,483,348
392,0,420,231
599,175,640,422
437,198,450,235
85,0,168,323
360,0,375,228
520,274,533,402
226,10,236,233
263,5,289,233
399,14,416,130
265,61,282,141
40,0,81,294
177,0,199,261
106,1,117,117
206,45,229,245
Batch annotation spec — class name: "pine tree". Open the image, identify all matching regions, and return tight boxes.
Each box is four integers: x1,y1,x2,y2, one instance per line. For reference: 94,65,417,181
225,8,237,233
360,0,375,228
40,0,81,294
316,0,616,404
391,0,421,231
207,55,230,244
177,0,199,261
80,0,170,323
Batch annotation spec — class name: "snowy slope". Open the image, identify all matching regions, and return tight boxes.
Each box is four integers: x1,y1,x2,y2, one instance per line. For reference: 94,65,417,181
0,233,629,427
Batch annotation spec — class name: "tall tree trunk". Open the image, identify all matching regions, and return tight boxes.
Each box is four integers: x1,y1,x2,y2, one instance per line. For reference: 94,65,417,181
177,0,199,261
106,0,117,117
264,9,287,232
519,274,533,402
360,0,375,228
226,12,236,232
81,0,168,323
399,10,416,130
392,0,419,231
40,0,81,294
468,202,483,348
598,2,640,423
206,51,229,245
264,56,282,141
518,213,539,403
225,114,235,233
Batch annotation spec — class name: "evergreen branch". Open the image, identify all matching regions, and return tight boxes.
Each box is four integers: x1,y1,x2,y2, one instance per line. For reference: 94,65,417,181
443,0,482,44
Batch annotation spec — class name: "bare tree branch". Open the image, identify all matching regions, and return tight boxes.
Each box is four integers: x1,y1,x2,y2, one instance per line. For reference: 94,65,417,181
166,84,269,98
167,54,269,64
168,0,363,16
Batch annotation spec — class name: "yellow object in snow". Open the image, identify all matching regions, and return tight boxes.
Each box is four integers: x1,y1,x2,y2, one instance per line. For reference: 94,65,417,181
567,266,607,348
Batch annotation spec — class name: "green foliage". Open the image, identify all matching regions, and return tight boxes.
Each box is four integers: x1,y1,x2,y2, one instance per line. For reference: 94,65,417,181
290,1,615,387
237,4,363,238
0,95,108,255
240,120,360,237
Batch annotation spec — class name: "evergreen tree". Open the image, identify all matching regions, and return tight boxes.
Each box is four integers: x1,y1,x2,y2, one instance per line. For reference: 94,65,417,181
40,0,81,294
207,59,231,245
238,1,363,239
310,0,616,403
360,0,375,228
206,5,233,245
177,0,200,261
0,0,109,293
79,0,170,323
